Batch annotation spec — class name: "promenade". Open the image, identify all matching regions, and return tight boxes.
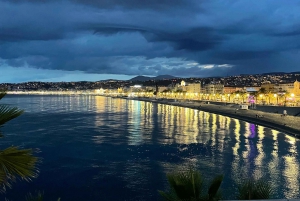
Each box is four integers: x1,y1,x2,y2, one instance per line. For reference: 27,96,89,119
131,97,300,138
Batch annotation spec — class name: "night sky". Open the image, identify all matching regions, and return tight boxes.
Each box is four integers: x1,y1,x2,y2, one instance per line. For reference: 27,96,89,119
1,0,300,83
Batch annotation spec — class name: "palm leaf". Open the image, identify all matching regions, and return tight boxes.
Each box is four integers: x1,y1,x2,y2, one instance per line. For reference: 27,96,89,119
0,91,7,101
253,179,272,199
237,178,272,200
167,169,203,200
159,169,203,201
25,191,44,201
208,175,223,201
0,105,24,127
0,146,39,191
159,189,181,201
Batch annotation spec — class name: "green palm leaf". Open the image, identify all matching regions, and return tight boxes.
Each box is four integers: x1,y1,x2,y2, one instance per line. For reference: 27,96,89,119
208,175,223,201
167,170,203,200
0,146,38,191
159,169,223,201
253,179,272,199
237,178,273,200
0,105,24,127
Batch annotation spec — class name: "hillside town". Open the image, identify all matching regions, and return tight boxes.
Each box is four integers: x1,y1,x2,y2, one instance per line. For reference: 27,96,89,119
2,72,300,106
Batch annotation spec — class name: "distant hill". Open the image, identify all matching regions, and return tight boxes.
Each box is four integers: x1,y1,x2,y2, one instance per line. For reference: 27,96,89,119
130,75,176,81
261,72,286,75
260,71,300,75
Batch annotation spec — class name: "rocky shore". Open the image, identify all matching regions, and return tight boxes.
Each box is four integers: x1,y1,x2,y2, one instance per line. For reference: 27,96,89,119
129,97,300,138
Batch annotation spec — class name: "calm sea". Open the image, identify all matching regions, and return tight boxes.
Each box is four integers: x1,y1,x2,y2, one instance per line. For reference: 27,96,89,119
0,95,300,200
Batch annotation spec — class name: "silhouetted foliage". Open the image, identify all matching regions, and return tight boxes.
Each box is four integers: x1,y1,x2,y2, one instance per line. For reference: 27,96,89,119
237,178,273,200
159,169,223,201
0,90,38,192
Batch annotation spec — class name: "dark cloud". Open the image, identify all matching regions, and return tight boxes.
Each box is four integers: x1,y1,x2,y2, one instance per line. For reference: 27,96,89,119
143,27,224,51
0,28,65,42
214,50,276,61
6,0,202,11
1,0,300,80
73,0,200,11
91,25,223,52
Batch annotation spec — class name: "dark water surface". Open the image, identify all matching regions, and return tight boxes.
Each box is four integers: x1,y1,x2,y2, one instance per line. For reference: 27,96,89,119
1,95,300,200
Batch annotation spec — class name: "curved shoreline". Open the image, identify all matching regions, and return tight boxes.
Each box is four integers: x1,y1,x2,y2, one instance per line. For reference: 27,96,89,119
127,97,300,138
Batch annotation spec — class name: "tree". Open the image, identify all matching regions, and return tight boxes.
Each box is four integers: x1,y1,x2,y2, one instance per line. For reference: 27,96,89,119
0,90,38,192
278,90,289,106
239,91,247,103
250,91,260,105
159,169,223,201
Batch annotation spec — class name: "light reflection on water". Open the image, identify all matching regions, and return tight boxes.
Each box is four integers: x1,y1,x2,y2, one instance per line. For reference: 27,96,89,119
0,95,300,200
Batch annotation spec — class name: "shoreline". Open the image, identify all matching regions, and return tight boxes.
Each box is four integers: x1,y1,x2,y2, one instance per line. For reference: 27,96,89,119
6,93,300,138
127,97,300,138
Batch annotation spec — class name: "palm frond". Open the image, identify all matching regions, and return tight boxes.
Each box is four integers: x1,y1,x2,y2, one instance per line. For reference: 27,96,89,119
253,179,272,199
0,169,7,191
0,90,7,101
0,105,24,127
159,169,223,201
166,169,203,200
0,146,39,191
158,189,181,201
237,178,272,200
208,175,223,201
25,191,44,201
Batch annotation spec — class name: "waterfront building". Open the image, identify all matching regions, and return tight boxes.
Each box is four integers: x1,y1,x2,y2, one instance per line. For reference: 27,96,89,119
204,84,224,94
186,83,201,93
261,83,275,92
274,82,294,93
180,80,186,86
223,86,238,94
158,86,169,92
95,88,106,94
294,80,300,95
245,86,260,92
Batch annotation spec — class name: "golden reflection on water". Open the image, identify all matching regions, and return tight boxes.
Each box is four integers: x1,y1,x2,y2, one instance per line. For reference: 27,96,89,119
268,129,280,195
93,97,300,197
253,125,265,179
283,134,299,197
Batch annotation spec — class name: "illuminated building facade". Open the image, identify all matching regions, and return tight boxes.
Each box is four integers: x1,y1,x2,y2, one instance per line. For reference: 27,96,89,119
205,84,224,94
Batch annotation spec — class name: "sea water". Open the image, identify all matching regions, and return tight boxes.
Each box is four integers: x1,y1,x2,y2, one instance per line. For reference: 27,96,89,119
0,95,300,200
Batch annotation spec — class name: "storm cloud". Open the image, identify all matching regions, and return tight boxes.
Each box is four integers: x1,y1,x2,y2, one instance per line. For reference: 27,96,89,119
1,0,300,82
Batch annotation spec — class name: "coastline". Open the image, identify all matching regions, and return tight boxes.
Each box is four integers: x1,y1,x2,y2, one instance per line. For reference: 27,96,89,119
128,97,300,138
6,93,300,138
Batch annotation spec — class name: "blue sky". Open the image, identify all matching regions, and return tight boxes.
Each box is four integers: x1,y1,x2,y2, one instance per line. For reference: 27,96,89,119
1,0,300,83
